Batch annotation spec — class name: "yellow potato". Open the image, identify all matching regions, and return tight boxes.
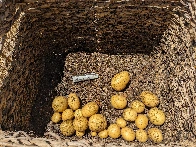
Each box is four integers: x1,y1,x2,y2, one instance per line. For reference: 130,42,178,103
91,131,97,137
123,108,137,122
73,117,88,132
121,127,135,141
111,94,127,109
60,120,75,136
147,107,165,125
139,91,159,107
74,109,83,118
52,96,68,112
89,114,107,132
116,117,127,128
148,128,163,143
136,129,148,143
135,114,148,129
76,131,85,137
108,124,121,139
62,109,74,121
130,100,145,113
98,130,108,139
82,102,99,117
111,71,130,91
68,93,80,110
51,112,61,123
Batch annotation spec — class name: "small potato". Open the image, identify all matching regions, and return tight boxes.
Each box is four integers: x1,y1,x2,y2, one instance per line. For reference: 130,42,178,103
148,128,163,143
91,131,97,137
76,131,85,137
51,112,61,123
60,120,75,136
108,124,121,139
52,96,68,112
74,109,83,118
123,108,137,122
121,127,135,141
135,114,148,129
147,107,165,125
68,93,80,110
136,129,148,143
73,117,88,132
98,130,108,139
62,109,74,121
130,100,145,113
82,102,99,117
139,91,159,108
111,94,127,109
111,71,130,91
116,117,127,128
89,114,107,132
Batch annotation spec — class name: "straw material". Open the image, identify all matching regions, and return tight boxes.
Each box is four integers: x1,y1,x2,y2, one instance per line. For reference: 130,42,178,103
0,0,196,146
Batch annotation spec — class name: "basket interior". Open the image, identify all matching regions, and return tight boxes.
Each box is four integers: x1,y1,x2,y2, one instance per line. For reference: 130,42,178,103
0,1,195,146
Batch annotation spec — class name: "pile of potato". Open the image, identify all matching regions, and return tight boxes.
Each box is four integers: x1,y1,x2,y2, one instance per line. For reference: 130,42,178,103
51,71,166,144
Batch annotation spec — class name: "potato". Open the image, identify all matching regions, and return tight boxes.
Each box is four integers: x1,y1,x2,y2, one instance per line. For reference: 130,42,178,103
74,109,83,118
116,117,127,128
136,129,148,142
111,71,130,91
108,124,121,139
123,108,137,121
68,93,80,110
51,112,61,123
135,114,148,129
76,131,85,137
89,114,107,132
111,94,127,109
98,130,108,139
60,120,75,136
91,131,97,137
121,127,135,141
139,91,159,107
147,107,165,125
130,100,145,113
148,128,163,143
52,96,68,112
82,102,99,117
73,117,88,132
62,109,74,121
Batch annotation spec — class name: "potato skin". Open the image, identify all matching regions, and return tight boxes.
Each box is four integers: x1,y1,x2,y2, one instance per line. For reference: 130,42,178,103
130,100,145,113
91,131,97,137
60,120,75,136
51,112,61,123
136,129,148,143
62,109,74,121
121,127,135,141
108,124,121,139
82,102,99,117
88,114,107,132
52,96,68,112
116,117,127,128
123,108,137,121
68,93,80,110
76,131,85,137
74,109,83,118
147,107,165,125
111,95,127,109
148,128,163,143
135,114,148,129
73,117,88,132
139,91,159,107
98,130,108,139
111,71,130,91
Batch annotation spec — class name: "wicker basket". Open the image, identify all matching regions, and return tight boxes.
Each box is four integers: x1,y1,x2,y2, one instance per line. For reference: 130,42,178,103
0,0,195,146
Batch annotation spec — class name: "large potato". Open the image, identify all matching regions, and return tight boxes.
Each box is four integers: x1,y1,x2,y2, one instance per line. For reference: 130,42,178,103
130,100,145,113
88,114,107,132
82,102,99,117
136,129,148,143
62,109,74,121
121,127,135,141
68,93,80,110
52,96,68,112
135,114,148,129
139,91,159,107
73,117,88,132
116,117,127,128
111,71,130,91
98,130,108,139
111,94,127,109
60,120,75,136
108,124,121,139
147,107,165,125
148,128,163,143
123,108,137,122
